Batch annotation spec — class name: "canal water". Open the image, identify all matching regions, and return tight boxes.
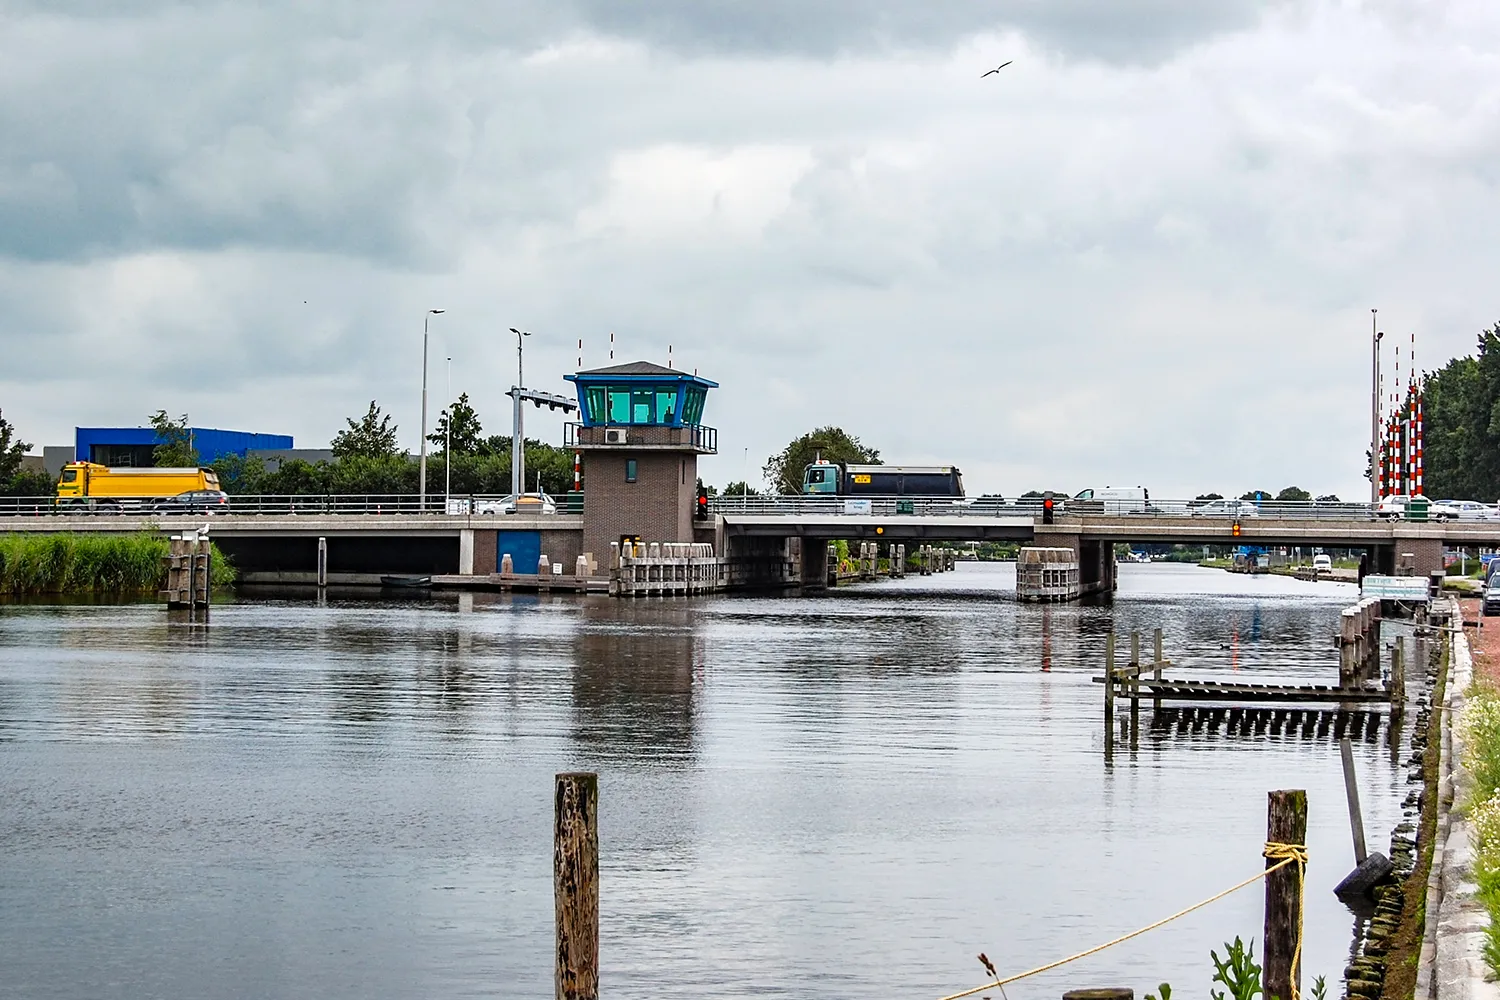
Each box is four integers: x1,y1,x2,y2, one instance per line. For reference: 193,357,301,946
0,563,1409,999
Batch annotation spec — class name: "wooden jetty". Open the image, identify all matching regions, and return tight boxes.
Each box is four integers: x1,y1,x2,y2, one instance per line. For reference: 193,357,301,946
1094,605,1416,756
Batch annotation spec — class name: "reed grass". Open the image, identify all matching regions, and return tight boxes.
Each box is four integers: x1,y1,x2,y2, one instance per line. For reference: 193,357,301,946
0,533,235,596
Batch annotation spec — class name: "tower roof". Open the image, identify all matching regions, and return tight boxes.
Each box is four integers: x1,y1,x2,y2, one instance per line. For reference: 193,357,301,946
568,361,718,387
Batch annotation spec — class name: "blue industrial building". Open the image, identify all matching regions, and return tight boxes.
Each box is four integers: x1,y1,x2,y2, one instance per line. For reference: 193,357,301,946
75,427,293,467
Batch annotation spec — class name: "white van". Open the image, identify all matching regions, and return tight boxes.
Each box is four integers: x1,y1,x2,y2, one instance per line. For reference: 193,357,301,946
1073,486,1151,515
1312,554,1333,576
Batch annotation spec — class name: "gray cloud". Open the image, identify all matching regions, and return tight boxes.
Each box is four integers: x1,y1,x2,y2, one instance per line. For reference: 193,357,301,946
570,0,1273,60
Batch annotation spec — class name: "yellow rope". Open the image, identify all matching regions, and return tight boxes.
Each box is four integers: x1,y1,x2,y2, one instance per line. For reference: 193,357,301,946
1262,841,1308,1000
938,845,1307,1000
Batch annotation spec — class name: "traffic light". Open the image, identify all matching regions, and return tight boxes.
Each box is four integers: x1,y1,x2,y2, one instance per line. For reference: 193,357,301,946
1231,520,1242,537
695,486,709,520
1042,492,1055,525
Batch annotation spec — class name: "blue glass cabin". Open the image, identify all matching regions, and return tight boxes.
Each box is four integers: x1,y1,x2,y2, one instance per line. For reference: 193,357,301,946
564,361,718,428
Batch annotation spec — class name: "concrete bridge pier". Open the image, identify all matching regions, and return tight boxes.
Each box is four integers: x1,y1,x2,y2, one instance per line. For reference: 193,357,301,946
800,539,830,592
723,535,801,590
1034,529,1116,598
1386,532,1445,578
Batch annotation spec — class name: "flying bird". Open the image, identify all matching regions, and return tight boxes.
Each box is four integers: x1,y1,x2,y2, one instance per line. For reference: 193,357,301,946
981,61,1013,77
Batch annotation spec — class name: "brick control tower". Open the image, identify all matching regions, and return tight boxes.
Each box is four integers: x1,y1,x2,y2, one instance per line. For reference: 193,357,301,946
564,362,719,563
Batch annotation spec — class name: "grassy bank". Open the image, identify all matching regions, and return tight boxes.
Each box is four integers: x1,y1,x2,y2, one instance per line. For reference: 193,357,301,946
1461,676,1500,974
0,533,235,596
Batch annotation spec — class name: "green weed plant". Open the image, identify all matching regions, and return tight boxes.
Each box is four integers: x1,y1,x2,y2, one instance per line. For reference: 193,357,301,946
0,532,235,596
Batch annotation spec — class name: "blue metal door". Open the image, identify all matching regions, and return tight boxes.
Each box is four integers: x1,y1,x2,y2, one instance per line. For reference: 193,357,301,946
497,531,542,573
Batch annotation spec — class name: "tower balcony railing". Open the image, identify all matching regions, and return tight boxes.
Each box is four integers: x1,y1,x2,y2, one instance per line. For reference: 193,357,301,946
564,422,717,454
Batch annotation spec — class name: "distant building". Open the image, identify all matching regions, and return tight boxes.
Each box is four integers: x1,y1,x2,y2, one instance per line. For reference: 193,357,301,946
75,427,293,467
248,448,335,472
43,446,76,478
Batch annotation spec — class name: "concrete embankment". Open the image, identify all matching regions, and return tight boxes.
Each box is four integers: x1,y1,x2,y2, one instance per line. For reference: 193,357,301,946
1416,601,1500,1000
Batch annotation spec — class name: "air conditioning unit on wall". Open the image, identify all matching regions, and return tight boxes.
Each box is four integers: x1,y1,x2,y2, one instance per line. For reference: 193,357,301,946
604,428,628,445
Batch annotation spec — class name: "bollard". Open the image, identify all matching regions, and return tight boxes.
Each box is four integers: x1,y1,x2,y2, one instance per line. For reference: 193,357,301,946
576,555,589,581
539,554,551,577
555,772,599,1000
1264,789,1307,1000
500,553,514,576
317,536,328,588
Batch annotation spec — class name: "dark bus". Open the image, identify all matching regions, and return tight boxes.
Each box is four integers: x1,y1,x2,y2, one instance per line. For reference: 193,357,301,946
802,462,964,497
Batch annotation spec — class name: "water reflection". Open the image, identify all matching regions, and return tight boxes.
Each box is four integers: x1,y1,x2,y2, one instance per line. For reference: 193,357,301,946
0,563,1406,1000
571,601,700,760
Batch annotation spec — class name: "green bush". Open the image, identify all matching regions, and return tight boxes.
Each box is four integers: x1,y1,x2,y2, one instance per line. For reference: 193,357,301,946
0,533,235,595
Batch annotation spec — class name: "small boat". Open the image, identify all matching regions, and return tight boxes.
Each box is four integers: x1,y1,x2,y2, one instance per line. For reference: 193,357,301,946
380,575,432,589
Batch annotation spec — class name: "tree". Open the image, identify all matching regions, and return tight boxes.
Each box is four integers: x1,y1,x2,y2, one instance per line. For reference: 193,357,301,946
332,401,400,459
1240,490,1270,501
1275,486,1312,502
1422,323,1500,500
762,426,880,495
149,410,199,467
1195,493,1224,501
0,408,28,483
1316,494,1341,503
722,480,761,496
428,393,483,454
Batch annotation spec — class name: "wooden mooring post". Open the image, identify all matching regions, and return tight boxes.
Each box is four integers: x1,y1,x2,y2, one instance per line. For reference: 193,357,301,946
161,530,211,614
1152,628,1164,713
1129,631,1141,751
1264,789,1307,1000
555,772,599,1000
1104,632,1115,760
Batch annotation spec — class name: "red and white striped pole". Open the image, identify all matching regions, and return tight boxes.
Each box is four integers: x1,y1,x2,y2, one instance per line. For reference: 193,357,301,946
1415,385,1424,496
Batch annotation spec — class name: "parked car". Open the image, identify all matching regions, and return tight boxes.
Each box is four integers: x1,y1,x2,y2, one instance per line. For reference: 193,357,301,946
1376,495,1454,521
152,490,230,515
1312,554,1333,575
475,493,558,515
1190,499,1258,518
1485,580,1500,617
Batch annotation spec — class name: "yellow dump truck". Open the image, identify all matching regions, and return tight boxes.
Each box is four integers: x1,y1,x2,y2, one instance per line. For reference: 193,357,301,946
56,462,221,511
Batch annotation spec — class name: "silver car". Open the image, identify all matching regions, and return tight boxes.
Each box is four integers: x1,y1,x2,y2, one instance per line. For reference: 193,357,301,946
1191,499,1258,518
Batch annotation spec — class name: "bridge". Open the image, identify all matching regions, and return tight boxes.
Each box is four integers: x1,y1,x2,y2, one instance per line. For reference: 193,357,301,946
1,493,1487,592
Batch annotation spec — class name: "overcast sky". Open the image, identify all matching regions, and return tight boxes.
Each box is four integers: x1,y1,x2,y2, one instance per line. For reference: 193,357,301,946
4,1,1499,498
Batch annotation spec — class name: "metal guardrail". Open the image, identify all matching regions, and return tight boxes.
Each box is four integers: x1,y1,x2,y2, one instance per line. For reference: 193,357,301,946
0,492,1488,523
708,496,1415,521
0,494,587,517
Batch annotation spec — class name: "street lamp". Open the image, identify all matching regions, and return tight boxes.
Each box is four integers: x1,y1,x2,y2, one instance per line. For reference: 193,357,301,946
419,308,445,511
1371,309,1383,504
509,327,531,499
444,356,452,511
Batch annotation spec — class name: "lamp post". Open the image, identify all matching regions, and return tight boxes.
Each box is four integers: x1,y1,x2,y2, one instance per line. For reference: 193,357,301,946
1371,309,1383,504
444,357,452,511
509,327,531,499
419,308,445,512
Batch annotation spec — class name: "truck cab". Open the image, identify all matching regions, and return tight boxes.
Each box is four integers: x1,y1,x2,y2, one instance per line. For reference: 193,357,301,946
803,462,840,494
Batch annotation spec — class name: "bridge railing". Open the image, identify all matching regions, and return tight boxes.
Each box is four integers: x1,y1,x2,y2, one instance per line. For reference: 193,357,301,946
710,495,1388,521
0,493,588,517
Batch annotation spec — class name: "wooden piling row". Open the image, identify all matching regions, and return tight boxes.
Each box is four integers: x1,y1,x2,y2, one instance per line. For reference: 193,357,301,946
161,531,211,613
610,542,722,597
1339,598,1381,686
1148,705,1389,740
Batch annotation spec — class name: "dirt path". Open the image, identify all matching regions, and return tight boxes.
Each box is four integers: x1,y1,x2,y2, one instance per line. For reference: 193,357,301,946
1460,597,1500,685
